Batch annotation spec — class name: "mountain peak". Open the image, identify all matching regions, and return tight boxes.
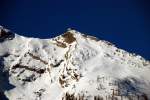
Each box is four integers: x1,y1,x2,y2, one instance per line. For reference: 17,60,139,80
66,28,79,34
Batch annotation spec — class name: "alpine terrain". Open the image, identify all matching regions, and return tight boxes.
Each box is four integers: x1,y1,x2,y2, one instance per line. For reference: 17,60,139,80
0,26,150,100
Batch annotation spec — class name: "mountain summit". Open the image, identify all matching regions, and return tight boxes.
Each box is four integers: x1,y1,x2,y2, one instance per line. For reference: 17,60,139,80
0,26,150,100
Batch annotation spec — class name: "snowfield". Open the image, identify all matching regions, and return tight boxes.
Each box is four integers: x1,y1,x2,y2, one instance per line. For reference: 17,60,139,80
0,26,150,100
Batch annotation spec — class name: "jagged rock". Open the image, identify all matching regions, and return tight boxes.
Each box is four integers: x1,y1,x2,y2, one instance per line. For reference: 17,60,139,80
0,26,15,42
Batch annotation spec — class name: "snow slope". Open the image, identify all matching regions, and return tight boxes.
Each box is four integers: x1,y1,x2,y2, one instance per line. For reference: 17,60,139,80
0,26,150,100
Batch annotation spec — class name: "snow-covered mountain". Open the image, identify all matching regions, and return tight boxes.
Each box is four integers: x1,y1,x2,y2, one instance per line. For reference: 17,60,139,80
0,26,150,100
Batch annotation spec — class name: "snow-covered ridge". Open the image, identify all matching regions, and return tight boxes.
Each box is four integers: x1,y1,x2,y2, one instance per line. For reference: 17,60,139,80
0,26,150,100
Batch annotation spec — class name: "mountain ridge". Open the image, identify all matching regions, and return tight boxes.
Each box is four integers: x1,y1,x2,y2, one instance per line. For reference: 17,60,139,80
0,26,150,100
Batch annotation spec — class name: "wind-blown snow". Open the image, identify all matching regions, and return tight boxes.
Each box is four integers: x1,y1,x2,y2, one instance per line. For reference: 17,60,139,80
0,26,150,100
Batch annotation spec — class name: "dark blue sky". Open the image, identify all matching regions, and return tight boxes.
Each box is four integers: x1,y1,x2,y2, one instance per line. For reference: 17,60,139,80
0,0,150,59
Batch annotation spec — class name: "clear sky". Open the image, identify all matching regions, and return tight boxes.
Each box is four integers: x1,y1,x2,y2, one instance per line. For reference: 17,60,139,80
0,0,150,59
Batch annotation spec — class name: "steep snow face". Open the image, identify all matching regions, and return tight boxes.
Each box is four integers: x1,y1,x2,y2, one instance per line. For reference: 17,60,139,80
0,26,150,100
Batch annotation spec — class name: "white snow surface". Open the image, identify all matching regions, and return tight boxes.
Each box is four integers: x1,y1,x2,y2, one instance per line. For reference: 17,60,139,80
0,27,150,100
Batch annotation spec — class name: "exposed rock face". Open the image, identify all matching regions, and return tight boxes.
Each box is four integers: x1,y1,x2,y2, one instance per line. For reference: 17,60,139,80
62,32,76,44
0,26,150,100
0,26,15,42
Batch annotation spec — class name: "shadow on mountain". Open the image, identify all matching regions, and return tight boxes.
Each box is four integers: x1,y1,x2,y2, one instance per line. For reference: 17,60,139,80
117,77,149,99
0,56,15,100
117,77,140,95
